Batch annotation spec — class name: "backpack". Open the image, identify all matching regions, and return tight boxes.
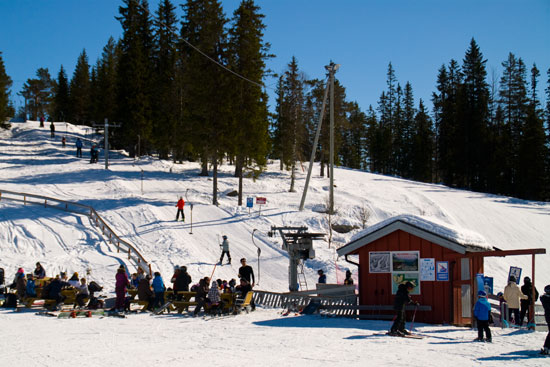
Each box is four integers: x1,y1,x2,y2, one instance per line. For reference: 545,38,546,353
87,296,104,310
3,293,18,308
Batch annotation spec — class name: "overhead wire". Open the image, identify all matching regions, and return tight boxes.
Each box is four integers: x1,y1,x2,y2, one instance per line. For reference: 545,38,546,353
133,0,272,91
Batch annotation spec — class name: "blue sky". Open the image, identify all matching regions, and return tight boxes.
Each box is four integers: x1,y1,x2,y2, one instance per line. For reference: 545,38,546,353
2,0,549,115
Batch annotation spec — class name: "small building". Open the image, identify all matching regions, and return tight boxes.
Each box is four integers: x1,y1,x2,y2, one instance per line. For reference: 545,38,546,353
337,215,495,325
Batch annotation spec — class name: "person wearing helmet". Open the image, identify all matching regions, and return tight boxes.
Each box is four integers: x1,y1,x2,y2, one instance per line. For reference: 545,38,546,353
540,285,550,355
389,281,419,336
503,276,527,325
474,290,492,342
219,235,231,265
519,276,539,327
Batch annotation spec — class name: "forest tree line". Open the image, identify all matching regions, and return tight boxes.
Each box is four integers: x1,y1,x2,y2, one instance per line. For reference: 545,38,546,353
1,0,549,202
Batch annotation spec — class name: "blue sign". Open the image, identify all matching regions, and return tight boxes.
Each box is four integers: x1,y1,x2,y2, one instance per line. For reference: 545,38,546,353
246,197,254,208
436,261,449,281
484,276,494,295
508,266,522,284
476,273,485,293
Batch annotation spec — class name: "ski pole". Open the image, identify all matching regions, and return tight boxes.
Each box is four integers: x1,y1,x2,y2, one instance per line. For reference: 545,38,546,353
409,303,418,332
210,263,218,280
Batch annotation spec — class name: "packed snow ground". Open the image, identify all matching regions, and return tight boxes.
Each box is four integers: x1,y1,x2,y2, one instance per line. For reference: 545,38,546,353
1,121,549,366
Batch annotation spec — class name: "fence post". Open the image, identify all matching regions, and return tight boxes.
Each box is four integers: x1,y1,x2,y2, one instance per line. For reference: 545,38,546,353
117,242,120,253
128,248,131,260
148,264,152,275
24,196,26,205
44,199,47,207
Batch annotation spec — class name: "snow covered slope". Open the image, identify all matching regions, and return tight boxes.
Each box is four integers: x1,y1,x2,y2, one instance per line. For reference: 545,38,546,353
1,121,549,294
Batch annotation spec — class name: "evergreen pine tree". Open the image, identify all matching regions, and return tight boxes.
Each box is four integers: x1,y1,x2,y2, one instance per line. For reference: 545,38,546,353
179,0,230,204
227,0,271,205
411,99,434,182
69,49,91,125
152,0,178,159
116,0,154,155
0,51,13,128
53,65,70,122
19,68,54,121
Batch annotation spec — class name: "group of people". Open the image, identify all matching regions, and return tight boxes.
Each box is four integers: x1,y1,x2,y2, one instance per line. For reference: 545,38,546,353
9,262,101,310
114,257,256,316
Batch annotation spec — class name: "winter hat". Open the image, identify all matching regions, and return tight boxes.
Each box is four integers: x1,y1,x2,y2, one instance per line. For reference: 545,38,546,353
478,290,487,297
222,235,227,239
318,269,324,275
509,276,516,283
545,285,550,294
405,281,414,289
17,268,24,273
524,276,531,284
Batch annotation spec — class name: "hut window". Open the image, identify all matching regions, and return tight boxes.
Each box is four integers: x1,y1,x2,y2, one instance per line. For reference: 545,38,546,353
460,258,470,280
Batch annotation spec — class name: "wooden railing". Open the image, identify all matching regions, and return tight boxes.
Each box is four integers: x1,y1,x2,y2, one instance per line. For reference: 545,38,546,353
254,286,358,316
0,189,152,275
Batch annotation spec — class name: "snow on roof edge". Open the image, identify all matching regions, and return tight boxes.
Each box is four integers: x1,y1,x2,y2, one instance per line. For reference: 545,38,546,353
349,214,494,251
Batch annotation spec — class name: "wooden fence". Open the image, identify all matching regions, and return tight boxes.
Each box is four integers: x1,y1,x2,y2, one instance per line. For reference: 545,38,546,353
0,189,152,275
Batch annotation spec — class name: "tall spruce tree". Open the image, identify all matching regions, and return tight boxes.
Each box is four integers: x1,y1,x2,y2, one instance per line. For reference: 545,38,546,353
516,64,547,200
0,51,13,128
91,37,118,126
459,38,490,190
411,99,434,182
340,102,366,169
69,49,91,125
227,0,271,205
277,56,306,192
152,0,178,159
53,65,70,122
116,0,154,155
180,0,230,204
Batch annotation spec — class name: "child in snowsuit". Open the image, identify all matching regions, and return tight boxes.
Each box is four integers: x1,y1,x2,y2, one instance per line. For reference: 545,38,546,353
151,272,166,309
390,281,419,336
541,285,550,355
474,290,492,342
115,267,129,311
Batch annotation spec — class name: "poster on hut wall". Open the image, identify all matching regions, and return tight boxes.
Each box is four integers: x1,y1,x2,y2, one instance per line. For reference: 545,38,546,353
420,258,435,281
391,272,421,295
369,251,391,273
391,251,420,272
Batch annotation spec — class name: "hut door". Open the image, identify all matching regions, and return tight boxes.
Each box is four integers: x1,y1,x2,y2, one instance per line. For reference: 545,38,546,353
453,258,472,325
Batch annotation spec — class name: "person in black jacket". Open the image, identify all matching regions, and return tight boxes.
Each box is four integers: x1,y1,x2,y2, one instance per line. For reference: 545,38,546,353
540,285,550,355
174,266,192,300
193,277,210,316
390,281,419,336
519,276,539,327
44,277,72,309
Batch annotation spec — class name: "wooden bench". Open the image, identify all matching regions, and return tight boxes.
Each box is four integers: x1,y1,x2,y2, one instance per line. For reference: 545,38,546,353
172,292,198,313
22,288,80,309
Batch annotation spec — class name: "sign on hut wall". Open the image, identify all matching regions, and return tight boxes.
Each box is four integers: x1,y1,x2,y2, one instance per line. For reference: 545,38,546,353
420,258,435,281
369,251,391,273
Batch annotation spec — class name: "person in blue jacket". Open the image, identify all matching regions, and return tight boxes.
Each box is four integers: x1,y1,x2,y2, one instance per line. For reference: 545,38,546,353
151,272,166,309
474,290,492,342
75,138,83,157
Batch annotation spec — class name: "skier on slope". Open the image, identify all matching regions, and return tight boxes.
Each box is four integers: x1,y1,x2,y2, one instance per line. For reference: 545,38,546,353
219,235,231,265
474,290,492,342
390,281,419,336
175,197,185,222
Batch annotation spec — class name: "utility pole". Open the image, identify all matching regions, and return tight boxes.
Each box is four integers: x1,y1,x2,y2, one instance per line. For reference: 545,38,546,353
93,118,120,169
299,62,340,212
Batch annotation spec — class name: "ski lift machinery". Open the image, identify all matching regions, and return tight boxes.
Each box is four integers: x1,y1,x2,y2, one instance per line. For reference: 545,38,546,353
268,226,325,292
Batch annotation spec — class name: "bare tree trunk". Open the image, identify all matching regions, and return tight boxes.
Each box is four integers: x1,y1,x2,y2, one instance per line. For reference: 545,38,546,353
213,152,218,206
236,155,244,206
200,153,209,176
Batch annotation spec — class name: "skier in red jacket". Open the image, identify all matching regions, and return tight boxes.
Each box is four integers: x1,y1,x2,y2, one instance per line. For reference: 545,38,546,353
176,197,185,222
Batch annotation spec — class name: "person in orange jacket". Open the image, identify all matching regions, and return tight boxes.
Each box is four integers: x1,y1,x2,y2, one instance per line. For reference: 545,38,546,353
176,196,185,222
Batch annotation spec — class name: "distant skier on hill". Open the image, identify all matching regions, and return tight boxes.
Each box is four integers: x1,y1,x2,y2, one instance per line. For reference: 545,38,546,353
75,138,83,158
50,121,55,138
219,235,231,265
175,197,185,222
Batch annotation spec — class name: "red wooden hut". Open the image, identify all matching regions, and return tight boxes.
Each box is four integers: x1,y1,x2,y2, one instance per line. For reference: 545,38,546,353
337,215,545,326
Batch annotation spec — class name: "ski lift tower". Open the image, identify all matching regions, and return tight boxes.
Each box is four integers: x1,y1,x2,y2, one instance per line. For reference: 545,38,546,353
268,226,325,292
